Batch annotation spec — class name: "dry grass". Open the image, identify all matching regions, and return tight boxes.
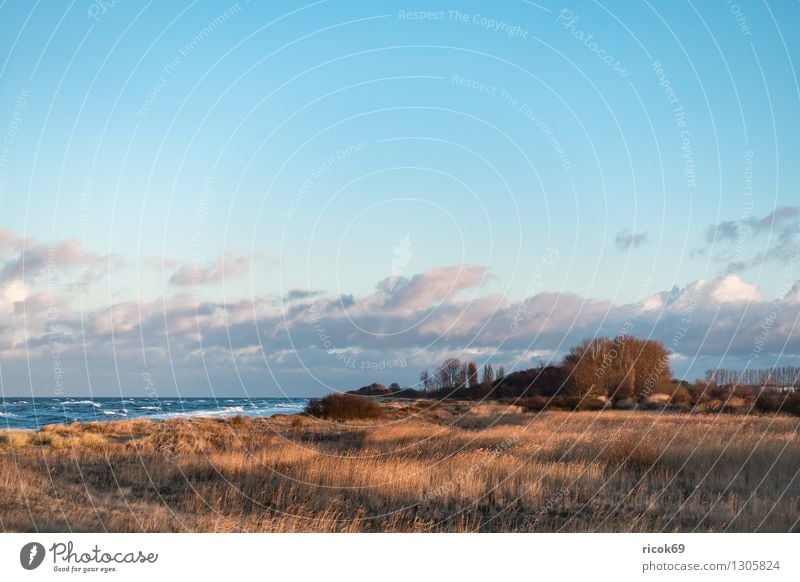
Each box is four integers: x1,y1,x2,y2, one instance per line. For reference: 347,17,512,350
0,404,798,532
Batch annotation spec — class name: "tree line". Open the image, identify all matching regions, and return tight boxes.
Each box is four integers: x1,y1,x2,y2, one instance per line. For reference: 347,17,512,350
413,335,672,400
419,359,506,392
344,335,800,416
704,367,800,387
344,336,800,417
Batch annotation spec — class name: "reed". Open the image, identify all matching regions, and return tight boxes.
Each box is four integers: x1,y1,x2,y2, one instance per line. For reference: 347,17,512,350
0,404,797,532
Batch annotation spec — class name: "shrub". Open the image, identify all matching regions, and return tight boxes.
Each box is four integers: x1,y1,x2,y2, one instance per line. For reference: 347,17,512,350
643,393,671,408
695,398,724,413
613,398,637,410
721,396,751,412
754,393,782,414
785,393,800,416
755,392,800,416
78,433,106,449
0,431,29,449
670,386,693,406
228,415,251,427
517,395,549,412
559,395,606,411
305,393,384,421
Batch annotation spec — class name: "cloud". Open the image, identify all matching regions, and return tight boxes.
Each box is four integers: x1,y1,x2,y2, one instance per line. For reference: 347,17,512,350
374,265,488,312
0,229,25,252
77,271,799,379
697,206,800,271
143,256,180,271
614,229,649,250
284,289,324,302
169,253,250,286
786,281,800,304
706,207,800,244
0,230,116,293
3,233,800,396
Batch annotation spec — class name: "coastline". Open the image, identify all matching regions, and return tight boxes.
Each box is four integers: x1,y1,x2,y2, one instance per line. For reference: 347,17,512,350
0,396,309,431
1,400,798,532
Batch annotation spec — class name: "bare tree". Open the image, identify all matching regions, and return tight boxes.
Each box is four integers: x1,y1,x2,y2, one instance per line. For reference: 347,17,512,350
437,357,464,388
563,336,671,399
420,369,433,392
703,366,800,388
482,363,494,386
562,338,608,397
467,360,479,388
630,337,670,397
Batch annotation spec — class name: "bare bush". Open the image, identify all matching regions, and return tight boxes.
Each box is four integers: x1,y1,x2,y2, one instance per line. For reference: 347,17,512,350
305,393,385,421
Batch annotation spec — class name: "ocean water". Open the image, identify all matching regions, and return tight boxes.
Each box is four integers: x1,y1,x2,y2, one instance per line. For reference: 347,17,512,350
0,397,309,430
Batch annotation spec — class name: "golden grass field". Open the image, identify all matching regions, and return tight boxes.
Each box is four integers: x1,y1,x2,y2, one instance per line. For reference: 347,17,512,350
1,401,798,532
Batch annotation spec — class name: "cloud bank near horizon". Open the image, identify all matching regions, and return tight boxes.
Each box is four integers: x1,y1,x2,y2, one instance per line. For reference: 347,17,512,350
2,228,799,397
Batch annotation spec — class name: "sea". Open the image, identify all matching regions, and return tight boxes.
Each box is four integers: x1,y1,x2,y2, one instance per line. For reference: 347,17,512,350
0,397,309,430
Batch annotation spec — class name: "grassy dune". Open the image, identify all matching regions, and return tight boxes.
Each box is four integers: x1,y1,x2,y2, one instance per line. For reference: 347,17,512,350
1,402,798,532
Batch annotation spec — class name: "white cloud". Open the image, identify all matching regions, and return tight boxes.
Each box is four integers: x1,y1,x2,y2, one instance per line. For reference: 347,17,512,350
169,253,251,286
374,265,488,312
707,275,762,303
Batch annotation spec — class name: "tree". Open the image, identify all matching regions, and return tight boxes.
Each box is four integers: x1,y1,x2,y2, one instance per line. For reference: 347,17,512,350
437,357,464,388
420,369,434,392
610,335,639,399
562,336,671,399
562,338,610,397
389,382,401,392
702,366,800,388
497,366,506,381
481,363,494,386
467,360,479,388
631,337,670,397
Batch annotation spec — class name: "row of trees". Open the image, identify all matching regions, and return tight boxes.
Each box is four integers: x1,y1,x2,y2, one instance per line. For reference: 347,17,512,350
416,348,799,398
419,359,506,392
414,336,673,401
349,336,800,416
704,367,800,387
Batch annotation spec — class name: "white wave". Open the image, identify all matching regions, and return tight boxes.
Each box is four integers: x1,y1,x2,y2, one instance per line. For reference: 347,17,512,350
147,405,251,420
62,400,102,408
102,409,128,416
0,411,18,417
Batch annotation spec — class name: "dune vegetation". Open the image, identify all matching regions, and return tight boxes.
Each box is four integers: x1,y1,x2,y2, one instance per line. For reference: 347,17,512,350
1,400,798,532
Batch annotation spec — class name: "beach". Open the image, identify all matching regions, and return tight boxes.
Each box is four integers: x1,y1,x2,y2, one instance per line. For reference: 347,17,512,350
1,400,797,532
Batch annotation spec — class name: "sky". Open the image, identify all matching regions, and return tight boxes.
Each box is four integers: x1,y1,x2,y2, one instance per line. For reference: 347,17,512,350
0,1,799,397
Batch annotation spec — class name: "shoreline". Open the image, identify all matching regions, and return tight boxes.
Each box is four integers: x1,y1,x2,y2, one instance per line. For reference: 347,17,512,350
1,401,798,532
0,396,309,431
2,393,798,433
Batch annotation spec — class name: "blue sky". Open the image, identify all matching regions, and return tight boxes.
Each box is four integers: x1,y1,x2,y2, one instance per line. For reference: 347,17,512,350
1,1,799,396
